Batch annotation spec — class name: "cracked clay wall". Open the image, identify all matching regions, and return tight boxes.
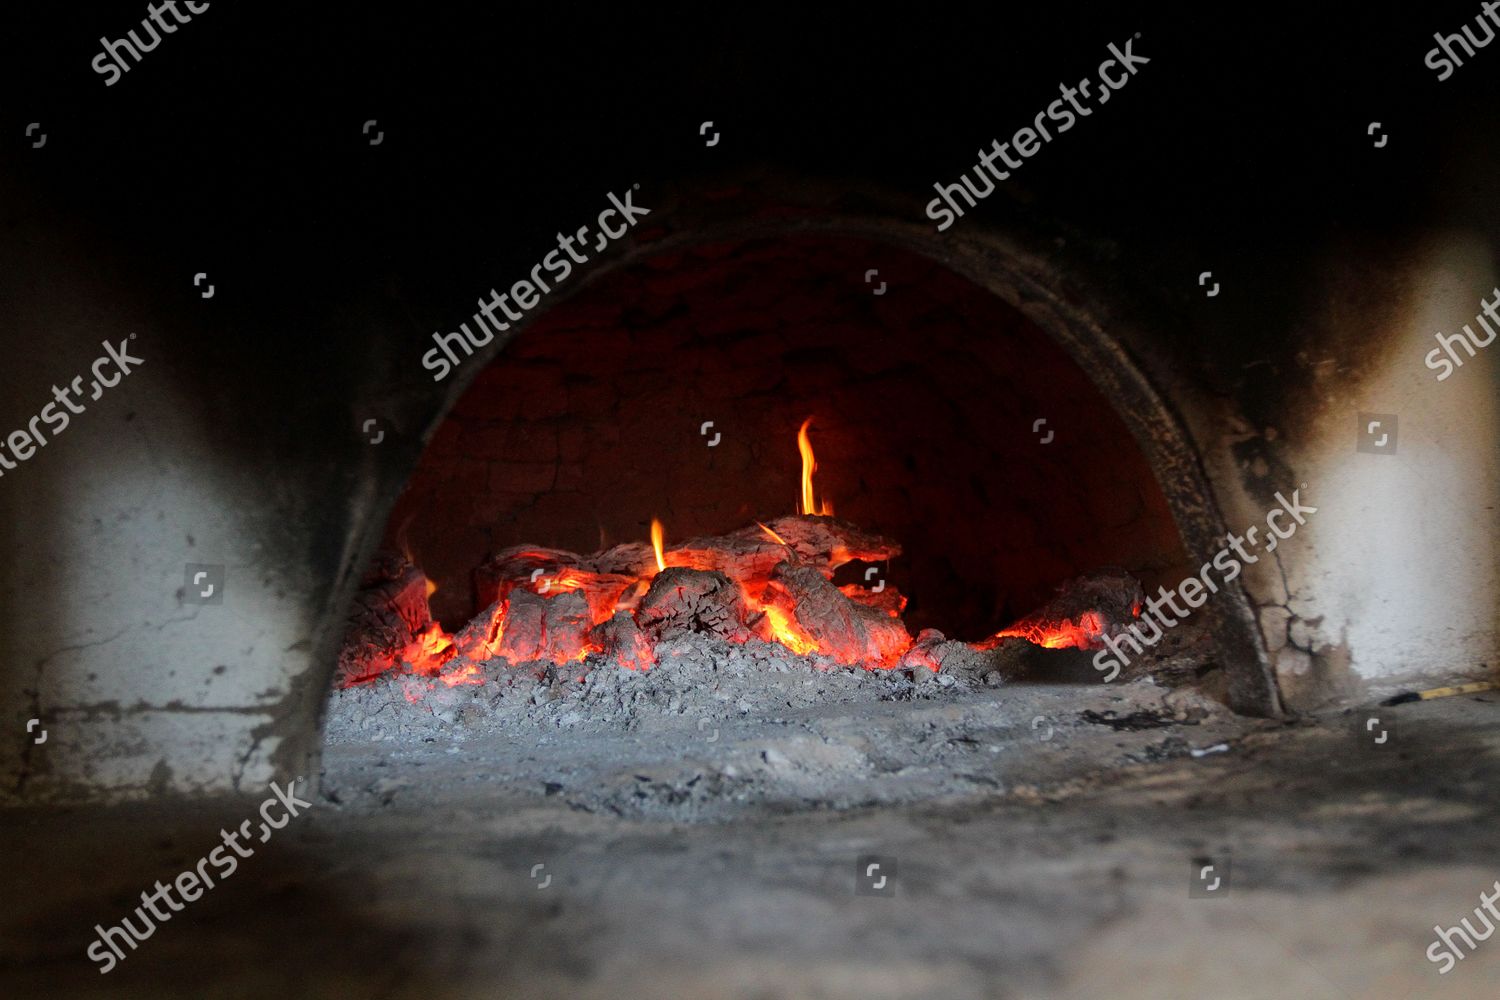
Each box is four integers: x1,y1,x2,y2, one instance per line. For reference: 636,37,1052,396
0,201,332,803
1188,230,1500,711
1034,133,1500,712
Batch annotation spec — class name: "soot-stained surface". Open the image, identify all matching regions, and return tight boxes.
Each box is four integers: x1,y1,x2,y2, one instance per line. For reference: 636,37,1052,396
5,689,1497,998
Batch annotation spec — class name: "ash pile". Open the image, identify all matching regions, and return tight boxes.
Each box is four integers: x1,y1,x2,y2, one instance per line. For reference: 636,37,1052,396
327,515,1010,744
326,514,1191,744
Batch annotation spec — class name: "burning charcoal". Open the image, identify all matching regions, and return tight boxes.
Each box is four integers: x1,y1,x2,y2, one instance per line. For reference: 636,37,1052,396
451,598,505,661
541,591,593,663
635,567,756,643
634,516,904,593
433,467,912,677
459,589,596,666
581,571,646,622
858,605,915,665
978,568,1146,651
477,543,654,622
768,563,876,665
494,588,547,662
761,563,911,667
588,541,658,578
899,628,948,673
653,533,791,590
473,545,586,609
591,611,656,670
748,515,900,576
910,634,1021,680
336,550,440,686
399,623,457,676
839,582,907,617
529,567,641,626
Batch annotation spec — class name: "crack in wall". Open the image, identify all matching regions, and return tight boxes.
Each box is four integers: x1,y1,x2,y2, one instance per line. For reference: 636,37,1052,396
16,624,134,795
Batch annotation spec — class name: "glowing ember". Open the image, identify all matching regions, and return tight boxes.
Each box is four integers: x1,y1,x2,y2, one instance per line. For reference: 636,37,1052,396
988,611,1106,650
437,658,483,687
341,421,1141,694
797,417,833,517
977,571,1143,652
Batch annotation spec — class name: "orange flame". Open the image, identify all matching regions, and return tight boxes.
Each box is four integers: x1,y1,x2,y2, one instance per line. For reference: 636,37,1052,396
650,518,666,573
402,621,456,673
797,417,833,516
760,603,819,656
757,521,789,546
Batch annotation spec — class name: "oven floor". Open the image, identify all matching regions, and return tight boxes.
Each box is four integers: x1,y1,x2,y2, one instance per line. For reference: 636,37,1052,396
4,685,1497,998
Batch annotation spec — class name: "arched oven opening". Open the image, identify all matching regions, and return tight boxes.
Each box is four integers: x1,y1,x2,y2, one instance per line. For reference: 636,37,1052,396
325,234,1244,758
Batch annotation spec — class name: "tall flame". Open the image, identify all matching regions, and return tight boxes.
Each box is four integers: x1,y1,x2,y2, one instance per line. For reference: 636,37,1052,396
797,417,833,516
650,518,666,573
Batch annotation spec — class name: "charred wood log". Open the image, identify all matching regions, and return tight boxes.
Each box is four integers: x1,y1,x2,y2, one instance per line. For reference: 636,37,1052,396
591,611,656,670
635,568,757,643
761,563,911,666
336,551,438,686
977,568,1145,651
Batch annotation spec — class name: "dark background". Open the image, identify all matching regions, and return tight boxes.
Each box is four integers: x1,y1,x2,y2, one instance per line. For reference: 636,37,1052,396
4,1,1493,351
2,0,1496,600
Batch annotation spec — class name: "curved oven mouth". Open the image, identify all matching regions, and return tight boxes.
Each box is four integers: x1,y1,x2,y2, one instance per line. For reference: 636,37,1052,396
328,233,1239,744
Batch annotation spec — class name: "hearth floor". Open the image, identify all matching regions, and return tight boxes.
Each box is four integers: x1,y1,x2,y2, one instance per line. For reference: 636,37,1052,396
4,684,1497,999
